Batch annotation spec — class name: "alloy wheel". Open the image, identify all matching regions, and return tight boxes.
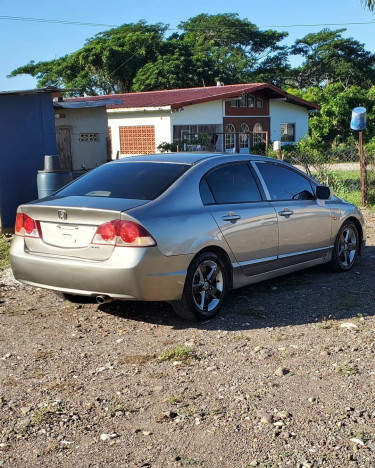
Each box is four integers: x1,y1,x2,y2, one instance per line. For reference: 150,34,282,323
191,260,224,313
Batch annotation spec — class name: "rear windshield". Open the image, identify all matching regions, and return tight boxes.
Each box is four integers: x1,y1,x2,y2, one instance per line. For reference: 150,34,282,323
56,162,191,200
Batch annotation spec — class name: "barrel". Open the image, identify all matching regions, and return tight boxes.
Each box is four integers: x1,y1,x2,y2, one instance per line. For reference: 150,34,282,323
37,171,73,198
350,107,367,131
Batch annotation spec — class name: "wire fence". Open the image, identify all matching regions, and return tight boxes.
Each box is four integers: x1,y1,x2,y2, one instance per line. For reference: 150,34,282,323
269,145,375,208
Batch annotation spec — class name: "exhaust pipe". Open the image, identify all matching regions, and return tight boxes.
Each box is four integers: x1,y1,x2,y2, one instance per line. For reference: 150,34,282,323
96,295,113,304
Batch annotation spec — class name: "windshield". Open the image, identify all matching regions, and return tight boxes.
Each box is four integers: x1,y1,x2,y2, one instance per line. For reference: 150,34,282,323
56,161,191,200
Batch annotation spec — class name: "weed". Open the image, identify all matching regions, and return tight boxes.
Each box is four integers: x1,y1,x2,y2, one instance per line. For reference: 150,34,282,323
337,362,359,375
35,350,54,360
31,405,60,425
104,398,128,416
163,393,184,404
158,345,194,363
2,305,22,316
181,458,204,466
118,354,154,365
0,235,12,270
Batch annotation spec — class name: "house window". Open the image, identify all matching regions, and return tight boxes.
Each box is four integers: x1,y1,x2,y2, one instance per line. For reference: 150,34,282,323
281,123,295,142
256,98,264,108
247,95,255,107
253,123,263,145
225,124,235,151
239,95,247,107
230,100,238,107
239,123,249,149
79,133,99,142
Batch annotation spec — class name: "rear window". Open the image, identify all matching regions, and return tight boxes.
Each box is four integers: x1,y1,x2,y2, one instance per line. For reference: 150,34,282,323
56,162,191,200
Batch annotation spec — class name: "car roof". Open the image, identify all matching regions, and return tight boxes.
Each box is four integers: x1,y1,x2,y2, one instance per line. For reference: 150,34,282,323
110,153,272,166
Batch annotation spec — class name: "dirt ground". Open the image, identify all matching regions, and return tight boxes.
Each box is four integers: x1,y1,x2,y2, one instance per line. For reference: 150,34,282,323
1,214,375,468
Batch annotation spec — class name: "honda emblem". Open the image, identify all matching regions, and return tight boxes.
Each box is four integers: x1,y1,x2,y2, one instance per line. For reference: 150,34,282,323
57,210,67,221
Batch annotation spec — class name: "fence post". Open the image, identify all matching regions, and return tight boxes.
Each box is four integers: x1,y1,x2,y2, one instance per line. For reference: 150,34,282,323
359,130,367,207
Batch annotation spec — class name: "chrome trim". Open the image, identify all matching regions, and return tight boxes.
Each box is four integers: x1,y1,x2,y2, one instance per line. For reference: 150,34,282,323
234,255,278,268
279,246,334,259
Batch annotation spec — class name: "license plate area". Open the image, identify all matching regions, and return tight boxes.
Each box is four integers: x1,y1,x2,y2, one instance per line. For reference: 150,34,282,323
40,222,97,248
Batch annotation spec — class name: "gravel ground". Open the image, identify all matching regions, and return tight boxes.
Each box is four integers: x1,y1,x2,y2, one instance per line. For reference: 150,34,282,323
1,214,375,468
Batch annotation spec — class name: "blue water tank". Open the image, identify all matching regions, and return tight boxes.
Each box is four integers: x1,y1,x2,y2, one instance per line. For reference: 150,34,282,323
350,107,367,131
37,155,73,198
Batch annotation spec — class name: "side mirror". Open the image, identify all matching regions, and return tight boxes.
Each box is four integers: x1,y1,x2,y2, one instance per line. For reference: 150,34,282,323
316,185,331,200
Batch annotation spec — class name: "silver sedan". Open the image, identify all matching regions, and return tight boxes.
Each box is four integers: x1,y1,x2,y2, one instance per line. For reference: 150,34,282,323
10,154,365,320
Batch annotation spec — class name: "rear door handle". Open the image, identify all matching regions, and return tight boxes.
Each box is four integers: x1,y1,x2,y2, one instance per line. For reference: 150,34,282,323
279,209,294,217
221,214,241,222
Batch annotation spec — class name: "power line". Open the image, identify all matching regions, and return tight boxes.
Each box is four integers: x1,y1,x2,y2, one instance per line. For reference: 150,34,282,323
0,15,118,28
0,15,375,31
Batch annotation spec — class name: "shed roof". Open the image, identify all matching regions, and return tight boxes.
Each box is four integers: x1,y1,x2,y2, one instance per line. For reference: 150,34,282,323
67,83,319,111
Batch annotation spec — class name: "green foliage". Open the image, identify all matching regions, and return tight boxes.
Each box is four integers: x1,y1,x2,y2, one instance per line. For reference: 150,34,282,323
157,141,179,153
9,14,290,94
288,29,375,89
288,84,375,147
0,235,12,270
158,345,194,363
9,21,167,95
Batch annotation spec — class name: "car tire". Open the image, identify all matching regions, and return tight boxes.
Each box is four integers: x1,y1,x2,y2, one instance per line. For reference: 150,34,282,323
330,220,359,272
172,252,228,321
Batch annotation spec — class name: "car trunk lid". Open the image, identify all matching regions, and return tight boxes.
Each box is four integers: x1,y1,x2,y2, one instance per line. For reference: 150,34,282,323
20,196,148,260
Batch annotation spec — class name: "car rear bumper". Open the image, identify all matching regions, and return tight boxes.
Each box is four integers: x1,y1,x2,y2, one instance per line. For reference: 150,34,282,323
10,236,187,301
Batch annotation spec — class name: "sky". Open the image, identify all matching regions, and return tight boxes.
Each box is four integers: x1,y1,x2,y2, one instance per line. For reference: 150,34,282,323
1,0,375,91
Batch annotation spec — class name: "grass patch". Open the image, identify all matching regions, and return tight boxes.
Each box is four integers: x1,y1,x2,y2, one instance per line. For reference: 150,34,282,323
2,305,23,316
158,345,194,363
312,168,375,209
0,235,12,270
117,354,154,365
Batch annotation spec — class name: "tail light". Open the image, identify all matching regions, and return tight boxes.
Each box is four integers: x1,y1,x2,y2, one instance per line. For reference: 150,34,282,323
15,213,40,238
92,220,156,247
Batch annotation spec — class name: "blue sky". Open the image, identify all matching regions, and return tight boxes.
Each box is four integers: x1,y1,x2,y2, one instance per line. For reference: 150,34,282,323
1,0,375,91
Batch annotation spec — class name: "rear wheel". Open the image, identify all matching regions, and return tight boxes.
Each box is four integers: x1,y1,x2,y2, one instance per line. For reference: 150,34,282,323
330,221,359,272
172,252,228,321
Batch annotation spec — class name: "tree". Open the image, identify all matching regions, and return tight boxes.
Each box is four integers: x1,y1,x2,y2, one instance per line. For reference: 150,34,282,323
289,28,375,90
9,14,290,94
362,0,374,10
178,13,289,87
8,21,167,95
288,84,375,146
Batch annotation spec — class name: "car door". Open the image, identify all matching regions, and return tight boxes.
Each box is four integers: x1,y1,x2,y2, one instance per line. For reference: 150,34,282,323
200,162,279,276
252,161,332,267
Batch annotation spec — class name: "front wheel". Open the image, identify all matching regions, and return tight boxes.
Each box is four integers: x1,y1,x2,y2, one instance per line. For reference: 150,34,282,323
330,221,359,272
172,252,228,321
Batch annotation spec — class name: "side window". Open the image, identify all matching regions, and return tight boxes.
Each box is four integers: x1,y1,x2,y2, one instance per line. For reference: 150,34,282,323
256,163,315,201
200,178,215,205
203,163,262,204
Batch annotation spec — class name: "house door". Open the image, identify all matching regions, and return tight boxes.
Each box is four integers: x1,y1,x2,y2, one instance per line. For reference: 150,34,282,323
56,127,72,170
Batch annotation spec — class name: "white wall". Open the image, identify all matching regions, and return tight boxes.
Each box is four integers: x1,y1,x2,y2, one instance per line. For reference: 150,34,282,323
55,106,109,170
171,100,223,125
269,100,309,143
107,111,171,157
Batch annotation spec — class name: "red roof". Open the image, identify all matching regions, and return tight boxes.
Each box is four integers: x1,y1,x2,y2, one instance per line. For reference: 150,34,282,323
67,83,319,111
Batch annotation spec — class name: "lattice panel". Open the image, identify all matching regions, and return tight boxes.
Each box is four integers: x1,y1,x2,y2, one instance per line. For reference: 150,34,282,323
119,126,155,154
79,133,99,142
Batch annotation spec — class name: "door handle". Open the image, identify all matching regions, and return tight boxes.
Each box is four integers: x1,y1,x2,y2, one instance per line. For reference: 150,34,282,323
279,209,294,217
221,214,241,222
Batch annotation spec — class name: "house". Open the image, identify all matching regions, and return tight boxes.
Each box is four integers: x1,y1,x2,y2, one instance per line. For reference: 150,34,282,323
0,88,111,233
69,83,319,157
53,99,115,171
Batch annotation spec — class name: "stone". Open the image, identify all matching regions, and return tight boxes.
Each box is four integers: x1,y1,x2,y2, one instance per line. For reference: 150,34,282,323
274,367,289,377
